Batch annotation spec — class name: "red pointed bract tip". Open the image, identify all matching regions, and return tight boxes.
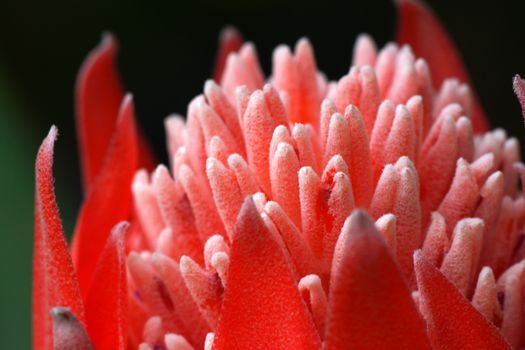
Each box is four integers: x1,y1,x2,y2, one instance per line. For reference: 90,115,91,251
76,34,124,190
76,34,155,193
212,198,321,349
72,94,138,297
325,210,430,349
35,9,525,349
34,127,85,350
85,222,129,350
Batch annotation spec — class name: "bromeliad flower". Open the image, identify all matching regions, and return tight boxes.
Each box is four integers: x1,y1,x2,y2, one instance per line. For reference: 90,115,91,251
33,1,525,349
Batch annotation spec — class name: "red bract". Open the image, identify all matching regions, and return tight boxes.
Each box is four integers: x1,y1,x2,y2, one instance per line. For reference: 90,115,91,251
33,1,525,349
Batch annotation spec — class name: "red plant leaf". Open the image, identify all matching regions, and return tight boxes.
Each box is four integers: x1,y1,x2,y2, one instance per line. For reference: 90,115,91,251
71,95,138,297
213,198,321,350
76,34,155,192
324,210,431,350
212,27,243,83
414,251,511,349
396,0,489,132
85,222,129,350
33,126,85,350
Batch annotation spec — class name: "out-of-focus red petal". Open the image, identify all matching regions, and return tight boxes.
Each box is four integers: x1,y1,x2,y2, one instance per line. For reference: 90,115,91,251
72,95,138,297
33,126,85,350
212,27,243,83
396,0,489,132
324,210,431,350
51,307,94,350
213,198,321,350
76,34,155,192
414,251,511,350
76,34,124,189
85,222,129,350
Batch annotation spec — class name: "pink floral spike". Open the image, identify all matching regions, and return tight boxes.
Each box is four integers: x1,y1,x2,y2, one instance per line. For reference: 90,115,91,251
472,267,501,323
212,27,243,83
323,171,354,267
204,80,245,153
292,124,318,170
386,46,419,105
476,172,505,261
456,116,474,161
132,171,164,249
152,165,203,263
440,218,484,296
226,154,259,197
357,66,381,136
323,113,351,168
51,308,94,350
414,251,511,350
84,222,128,350
470,153,496,186
419,115,458,216
213,198,321,349
206,157,244,240
396,0,489,132
320,98,338,147
270,142,301,227
127,253,188,335
299,166,324,260
239,43,265,88
151,254,210,347
178,164,225,242
243,89,282,194
198,99,240,156
180,256,224,330
383,105,417,166
298,274,327,338
344,105,373,207
263,201,317,277
375,213,397,253
34,127,85,350
325,210,431,350
421,212,449,267
375,43,399,97
438,158,480,236
165,334,195,350
352,34,377,67
499,276,522,349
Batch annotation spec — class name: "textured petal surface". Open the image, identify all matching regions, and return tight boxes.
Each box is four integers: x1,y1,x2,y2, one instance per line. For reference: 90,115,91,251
213,198,321,350
396,0,489,132
85,222,128,350
324,210,430,350
72,95,138,296
33,127,85,350
414,251,511,350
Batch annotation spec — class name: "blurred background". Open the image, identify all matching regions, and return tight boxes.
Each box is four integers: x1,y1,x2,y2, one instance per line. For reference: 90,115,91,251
1,0,524,347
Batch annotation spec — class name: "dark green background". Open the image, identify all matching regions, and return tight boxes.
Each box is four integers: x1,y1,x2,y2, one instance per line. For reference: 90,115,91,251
1,0,525,347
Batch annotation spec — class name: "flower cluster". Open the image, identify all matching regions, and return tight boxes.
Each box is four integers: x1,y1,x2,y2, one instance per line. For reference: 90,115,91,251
33,1,525,349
